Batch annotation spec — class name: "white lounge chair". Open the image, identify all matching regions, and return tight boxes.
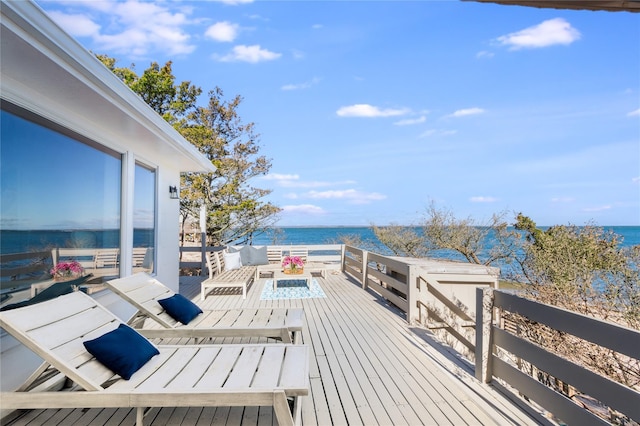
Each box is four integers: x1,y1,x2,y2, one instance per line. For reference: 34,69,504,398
107,272,303,343
0,291,309,426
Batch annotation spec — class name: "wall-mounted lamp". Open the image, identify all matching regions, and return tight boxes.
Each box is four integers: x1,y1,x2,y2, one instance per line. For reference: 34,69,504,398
169,186,179,199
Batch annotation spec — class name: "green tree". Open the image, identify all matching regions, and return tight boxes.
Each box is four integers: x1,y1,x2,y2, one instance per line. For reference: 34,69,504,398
514,214,639,328
513,214,640,390
97,56,279,246
97,55,201,126
179,87,280,245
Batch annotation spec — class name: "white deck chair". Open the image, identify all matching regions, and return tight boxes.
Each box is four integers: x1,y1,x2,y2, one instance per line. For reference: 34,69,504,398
0,291,309,426
107,272,303,343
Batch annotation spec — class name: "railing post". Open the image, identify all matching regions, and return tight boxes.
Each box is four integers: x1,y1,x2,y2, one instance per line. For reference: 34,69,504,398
475,287,494,383
361,250,368,290
407,265,419,325
200,232,206,276
342,245,349,275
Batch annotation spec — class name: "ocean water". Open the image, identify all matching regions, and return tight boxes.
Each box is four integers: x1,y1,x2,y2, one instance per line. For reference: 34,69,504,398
3,226,638,255
251,226,640,250
251,226,640,279
2,226,638,280
0,229,154,254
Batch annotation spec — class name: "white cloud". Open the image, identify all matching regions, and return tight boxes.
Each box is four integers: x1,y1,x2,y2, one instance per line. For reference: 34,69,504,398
632,177,640,184
282,204,326,214
47,1,195,57
394,116,426,126
307,189,386,204
476,50,495,59
448,107,485,118
336,104,409,118
627,109,640,117
205,21,239,42
263,174,355,189
216,44,281,63
212,0,254,4
48,11,101,37
419,129,457,138
264,173,300,181
291,49,305,60
496,18,581,50
470,196,498,203
312,24,324,30
286,180,355,189
281,77,321,91
583,205,612,212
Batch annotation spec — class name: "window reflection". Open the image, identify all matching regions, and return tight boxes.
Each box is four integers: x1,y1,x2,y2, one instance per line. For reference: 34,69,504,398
0,108,121,308
134,163,155,273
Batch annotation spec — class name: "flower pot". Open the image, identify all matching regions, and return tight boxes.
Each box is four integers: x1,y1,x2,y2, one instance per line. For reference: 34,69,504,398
54,274,83,282
283,268,304,275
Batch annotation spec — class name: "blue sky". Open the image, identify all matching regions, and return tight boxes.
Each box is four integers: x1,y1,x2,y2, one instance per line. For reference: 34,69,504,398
38,0,640,227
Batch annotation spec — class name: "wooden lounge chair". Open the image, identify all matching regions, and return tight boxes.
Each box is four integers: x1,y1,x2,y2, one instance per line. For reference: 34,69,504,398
0,291,309,426
107,272,304,343
201,250,256,300
256,247,284,279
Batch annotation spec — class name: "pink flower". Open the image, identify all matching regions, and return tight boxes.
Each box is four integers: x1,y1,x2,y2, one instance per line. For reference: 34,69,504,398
282,255,304,269
51,260,84,278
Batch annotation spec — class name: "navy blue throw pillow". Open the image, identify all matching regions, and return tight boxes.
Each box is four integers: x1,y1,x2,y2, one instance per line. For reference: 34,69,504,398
83,324,159,380
158,294,203,325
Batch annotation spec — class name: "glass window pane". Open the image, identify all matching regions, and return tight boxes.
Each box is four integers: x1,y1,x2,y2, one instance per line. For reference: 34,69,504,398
133,163,155,273
1,109,121,307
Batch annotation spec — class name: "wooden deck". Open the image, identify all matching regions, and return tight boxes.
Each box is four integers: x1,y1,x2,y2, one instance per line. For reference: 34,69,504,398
5,271,544,425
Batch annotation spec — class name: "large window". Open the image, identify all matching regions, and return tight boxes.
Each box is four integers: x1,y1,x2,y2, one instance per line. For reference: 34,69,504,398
0,108,121,306
133,162,156,274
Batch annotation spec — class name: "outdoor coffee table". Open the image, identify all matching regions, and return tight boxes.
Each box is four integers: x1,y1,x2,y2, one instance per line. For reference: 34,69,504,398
272,270,312,291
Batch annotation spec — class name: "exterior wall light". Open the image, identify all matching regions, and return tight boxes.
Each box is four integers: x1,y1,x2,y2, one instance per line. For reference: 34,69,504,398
169,186,179,199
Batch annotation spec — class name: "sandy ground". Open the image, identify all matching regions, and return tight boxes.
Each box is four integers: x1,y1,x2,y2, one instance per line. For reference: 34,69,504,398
179,241,206,262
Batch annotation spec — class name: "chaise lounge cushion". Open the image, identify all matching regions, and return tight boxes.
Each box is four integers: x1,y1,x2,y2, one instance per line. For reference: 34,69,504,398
83,323,159,380
158,294,203,325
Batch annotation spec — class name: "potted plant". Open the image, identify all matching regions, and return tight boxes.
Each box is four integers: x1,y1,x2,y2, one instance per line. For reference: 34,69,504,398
50,260,84,281
282,255,304,274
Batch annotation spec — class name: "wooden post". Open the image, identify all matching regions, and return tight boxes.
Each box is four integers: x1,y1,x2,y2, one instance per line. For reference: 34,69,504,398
200,235,206,276
475,287,494,383
199,204,207,276
51,248,59,265
361,250,368,290
407,265,419,325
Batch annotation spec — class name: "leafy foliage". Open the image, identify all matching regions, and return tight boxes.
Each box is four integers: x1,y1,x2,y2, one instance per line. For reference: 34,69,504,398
97,55,201,126
514,214,639,327
372,202,521,267
180,87,280,245
97,55,280,246
512,214,640,393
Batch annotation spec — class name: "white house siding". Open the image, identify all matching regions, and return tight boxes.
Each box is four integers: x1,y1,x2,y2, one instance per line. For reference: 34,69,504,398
0,0,215,404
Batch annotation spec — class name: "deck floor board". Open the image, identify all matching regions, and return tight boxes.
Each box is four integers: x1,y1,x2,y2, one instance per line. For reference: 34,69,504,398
3,271,542,426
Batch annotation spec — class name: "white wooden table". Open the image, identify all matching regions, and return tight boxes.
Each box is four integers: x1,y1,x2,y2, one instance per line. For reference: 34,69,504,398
272,270,312,291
